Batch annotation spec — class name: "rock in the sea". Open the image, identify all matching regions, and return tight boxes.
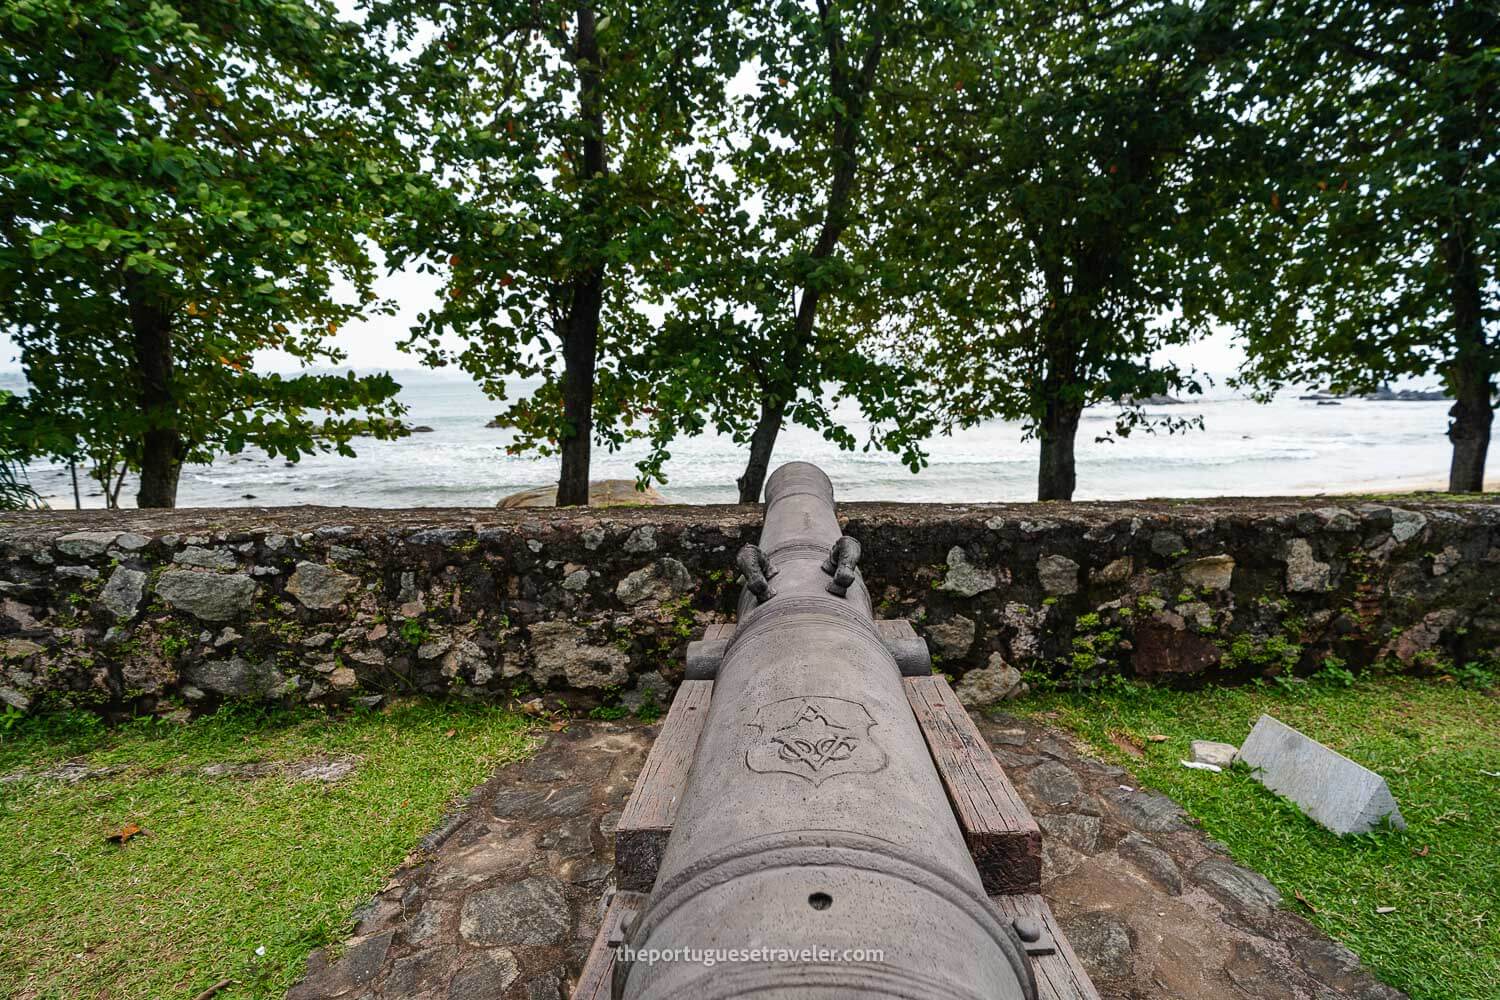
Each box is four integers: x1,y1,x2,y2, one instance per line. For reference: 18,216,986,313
615,558,693,606
939,546,998,597
286,561,358,610
155,570,257,621
97,566,147,622
496,480,667,508
954,652,1025,706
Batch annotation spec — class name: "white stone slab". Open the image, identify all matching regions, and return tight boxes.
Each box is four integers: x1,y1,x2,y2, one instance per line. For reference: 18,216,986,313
1237,714,1405,835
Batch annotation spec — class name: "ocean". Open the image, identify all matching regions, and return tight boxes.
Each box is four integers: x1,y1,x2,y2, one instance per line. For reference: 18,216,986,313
9,374,1474,508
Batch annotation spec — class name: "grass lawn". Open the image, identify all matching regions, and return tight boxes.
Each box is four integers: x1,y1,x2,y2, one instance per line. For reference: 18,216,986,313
1017,674,1499,1000
0,701,535,1000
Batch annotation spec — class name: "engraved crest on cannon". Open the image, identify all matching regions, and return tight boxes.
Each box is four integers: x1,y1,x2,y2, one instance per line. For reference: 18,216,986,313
745,695,886,785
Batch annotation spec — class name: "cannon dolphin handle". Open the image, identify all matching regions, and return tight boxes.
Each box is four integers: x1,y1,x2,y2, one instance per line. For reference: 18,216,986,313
615,462,1037,1000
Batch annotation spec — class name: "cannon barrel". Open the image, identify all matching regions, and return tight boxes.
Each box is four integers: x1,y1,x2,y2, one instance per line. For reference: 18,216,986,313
615,462,1037,999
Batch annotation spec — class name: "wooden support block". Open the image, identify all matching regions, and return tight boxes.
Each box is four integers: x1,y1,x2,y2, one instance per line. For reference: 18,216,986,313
701,623,735,641
990,894,1102,1000
904,674,1042,895
615,680,713,892
573,890,648,1000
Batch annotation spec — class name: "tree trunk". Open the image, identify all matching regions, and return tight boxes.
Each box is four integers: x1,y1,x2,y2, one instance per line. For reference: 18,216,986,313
555,5,607,508
1443,224,1492,494
125,272,181,508
737,400,786,503
1037,396,1083,501
734,21,887,499
558,274,602,506
1447,376,1492,493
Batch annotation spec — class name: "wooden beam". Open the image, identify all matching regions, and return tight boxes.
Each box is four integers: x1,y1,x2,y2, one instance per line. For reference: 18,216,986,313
614,680,712,892
904,674,1043,895
573,890,648,999
991,894,1102,1000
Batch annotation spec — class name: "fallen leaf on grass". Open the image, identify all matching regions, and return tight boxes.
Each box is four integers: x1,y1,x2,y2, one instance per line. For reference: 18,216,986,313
1413,845,1430,857
1294,890,1318,913
548,721,567,732
106,823,144,844
1108,731,1144,758
444,729,457,738
1147,734,1169,743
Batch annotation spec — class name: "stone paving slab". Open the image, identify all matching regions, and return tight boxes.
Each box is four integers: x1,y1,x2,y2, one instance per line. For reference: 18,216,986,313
286,715,1406,1000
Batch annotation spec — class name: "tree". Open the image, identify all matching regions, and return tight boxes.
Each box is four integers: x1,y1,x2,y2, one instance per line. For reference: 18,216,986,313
1224,0,1498,493
374,1,740,506
860,0,1257,500
637,0,953,504
0,0,406,507
0,390,40,510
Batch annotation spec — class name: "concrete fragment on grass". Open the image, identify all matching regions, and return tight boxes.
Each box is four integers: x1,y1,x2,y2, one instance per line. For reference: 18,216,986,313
1236,714,1405,835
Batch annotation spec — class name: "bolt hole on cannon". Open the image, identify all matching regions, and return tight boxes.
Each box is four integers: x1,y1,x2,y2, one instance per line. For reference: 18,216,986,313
1,0,1493,510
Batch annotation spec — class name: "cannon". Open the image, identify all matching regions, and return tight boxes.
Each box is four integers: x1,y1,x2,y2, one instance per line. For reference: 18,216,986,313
610,462,1039,999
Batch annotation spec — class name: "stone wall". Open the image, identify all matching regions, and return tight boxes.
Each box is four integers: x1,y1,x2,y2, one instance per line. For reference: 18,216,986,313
1,497,1497,718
